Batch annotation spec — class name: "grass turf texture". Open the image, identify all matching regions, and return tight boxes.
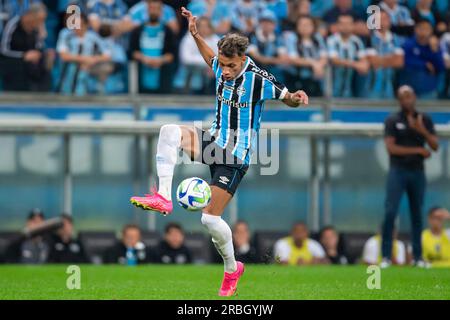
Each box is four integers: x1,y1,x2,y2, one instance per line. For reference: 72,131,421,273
0,265,449,300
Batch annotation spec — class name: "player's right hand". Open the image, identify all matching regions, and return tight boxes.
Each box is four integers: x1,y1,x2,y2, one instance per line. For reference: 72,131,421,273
181,7,198,36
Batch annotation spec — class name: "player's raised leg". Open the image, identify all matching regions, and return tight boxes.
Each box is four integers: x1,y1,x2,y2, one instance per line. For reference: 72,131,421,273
130,125,199,214
201,186,245,296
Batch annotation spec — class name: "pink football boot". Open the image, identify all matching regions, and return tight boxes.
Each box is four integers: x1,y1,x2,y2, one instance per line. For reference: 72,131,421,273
218,261,245,297
130,187,173,215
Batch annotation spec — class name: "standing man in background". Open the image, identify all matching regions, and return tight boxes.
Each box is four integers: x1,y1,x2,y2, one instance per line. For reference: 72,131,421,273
382,85,439,268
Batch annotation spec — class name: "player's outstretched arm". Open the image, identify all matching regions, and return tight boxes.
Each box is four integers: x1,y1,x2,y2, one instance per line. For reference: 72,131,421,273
282,90,309,108
181,7,215,68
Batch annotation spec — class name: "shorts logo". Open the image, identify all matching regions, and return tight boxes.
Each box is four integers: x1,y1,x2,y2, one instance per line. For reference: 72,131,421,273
219,176,230,185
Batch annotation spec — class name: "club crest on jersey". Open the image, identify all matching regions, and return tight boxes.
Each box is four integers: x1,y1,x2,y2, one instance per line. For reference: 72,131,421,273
236,86,246,96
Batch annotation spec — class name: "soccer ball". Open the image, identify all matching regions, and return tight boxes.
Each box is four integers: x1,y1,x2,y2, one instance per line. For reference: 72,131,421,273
176,177,211,211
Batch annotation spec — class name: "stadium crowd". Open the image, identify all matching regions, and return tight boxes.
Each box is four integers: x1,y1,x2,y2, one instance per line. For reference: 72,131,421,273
1,206,449,267
0,0,450,98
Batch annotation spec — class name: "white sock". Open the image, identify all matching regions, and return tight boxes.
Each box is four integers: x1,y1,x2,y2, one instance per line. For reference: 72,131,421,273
156,124,181,200
201,213,237,273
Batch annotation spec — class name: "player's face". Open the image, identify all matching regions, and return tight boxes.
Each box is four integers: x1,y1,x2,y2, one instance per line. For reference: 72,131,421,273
148,2,162,23
26,216,44,229
337,16,354,36
59,219,73,238
320,229,338,249
292,225,308,243
398,90,416,113
429,211,444,232
218,53,247,81
380,11,391,30
297,17,314,37
123,228,141,248
233,223,250,247
260,20,275,34
198,19,213,37
415,22,433,43
165,228,184,249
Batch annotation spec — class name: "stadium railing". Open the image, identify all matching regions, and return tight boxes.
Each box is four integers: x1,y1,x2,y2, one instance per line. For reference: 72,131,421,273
1,118,449,232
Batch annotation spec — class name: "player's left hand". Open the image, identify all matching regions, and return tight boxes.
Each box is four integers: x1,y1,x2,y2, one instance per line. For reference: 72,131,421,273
291,90,309,106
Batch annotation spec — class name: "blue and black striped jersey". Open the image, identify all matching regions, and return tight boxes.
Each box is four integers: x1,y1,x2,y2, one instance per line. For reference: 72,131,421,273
209,56,288,165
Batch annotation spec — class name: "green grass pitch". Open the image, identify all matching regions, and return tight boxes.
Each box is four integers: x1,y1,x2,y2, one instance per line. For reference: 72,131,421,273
1,264,449,300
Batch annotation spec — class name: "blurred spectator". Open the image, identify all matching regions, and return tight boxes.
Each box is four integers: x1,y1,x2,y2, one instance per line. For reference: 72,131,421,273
47,214,87,263
104,224,151,265
327,14,369,97
0,3,53,91
230,0,266,35
87,0,128,33
262,0,288,22
96,23,127,93
5,209,49,264
173,16,218,94
187,0,232,36
319,226,348,265
363,229,406,265
232,220,258,264
120,0,179,35
422,207,450,267
309,0,334,19
366,10,404,99
248,10,285,81
380,0,415,41
399,19,445,98
154,222,192,264
2,0,42,19
323,0,368,37
440,28,450,98
281,0,310,32
56,13,112,95
411,0,447,35
382,85,439,268
274,222,327,265
130,0,176,93
283,15,327,97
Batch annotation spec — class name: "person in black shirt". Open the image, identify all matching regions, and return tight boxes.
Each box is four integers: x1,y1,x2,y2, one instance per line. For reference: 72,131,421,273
4,209,50,264
382,85,439,267
318,226,348,265
154,222,192,264
103,224,152,265
47,214,87,264
0,3,52,91
232,221,259,264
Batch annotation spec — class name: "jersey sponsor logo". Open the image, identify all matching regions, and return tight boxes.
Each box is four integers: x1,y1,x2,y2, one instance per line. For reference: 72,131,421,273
218,176,230,185
250,65,275,81
396,122,406,130
217,95,249,109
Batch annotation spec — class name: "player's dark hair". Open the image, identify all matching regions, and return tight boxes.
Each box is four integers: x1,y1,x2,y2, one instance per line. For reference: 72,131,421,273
428,206,443,217
319,225,336,239
28,208,44,220
60,213,73,223
292,221,307,229
233,220,249,231
415,18,433,28
217,33,249,57
122,223,141,234
165,222,183,234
